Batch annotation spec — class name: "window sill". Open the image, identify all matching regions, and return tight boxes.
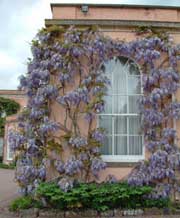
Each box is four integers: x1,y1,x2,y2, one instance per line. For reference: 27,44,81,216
101,155,144,167
106,162,138,167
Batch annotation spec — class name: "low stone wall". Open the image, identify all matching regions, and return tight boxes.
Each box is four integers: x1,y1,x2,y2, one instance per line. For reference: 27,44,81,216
13,208,180,218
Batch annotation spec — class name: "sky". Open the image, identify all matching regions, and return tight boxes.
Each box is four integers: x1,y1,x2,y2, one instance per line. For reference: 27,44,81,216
1,0,180,90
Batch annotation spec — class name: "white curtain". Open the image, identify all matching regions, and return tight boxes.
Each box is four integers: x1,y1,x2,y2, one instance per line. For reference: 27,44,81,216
100,135,112,155
100,57,143,156
129,136,143,155
115,136,127,155
114,96,127,114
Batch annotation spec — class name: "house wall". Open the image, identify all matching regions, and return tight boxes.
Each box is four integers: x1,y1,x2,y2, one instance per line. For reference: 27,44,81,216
47,4,180,181
0,90,27,164
51,5,180,22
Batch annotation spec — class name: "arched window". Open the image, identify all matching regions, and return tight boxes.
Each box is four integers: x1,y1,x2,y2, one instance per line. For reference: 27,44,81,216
99,57,144,162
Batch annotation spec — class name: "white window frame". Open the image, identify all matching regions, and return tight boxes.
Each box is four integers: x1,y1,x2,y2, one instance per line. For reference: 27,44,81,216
7,129,13,161
0,137,3,157
99,57,144,162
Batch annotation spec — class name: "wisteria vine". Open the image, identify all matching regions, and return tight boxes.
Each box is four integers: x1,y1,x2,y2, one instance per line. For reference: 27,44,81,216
9,25,180,198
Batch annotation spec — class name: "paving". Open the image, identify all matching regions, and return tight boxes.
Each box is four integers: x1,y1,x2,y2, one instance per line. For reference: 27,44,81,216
0,169,19,208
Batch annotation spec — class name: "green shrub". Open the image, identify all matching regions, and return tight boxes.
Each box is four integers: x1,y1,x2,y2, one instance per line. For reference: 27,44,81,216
0,162,15,169
144,198,170,208
10,196,33,211
35,182,169,211
10,196,42,211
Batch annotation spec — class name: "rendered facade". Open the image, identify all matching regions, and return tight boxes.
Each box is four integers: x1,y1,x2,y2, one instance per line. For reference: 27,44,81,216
45,3,180,181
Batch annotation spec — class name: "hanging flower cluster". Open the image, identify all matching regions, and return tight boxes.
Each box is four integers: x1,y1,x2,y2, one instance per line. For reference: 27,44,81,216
127,33,180,198
9,25,180,197
9,26,112,194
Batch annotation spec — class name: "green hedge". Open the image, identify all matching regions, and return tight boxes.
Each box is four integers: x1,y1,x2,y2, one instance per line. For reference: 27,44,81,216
10,196,34,211
0,162,15,169
0,97,20,116
35,182,169,211
10,196,42,211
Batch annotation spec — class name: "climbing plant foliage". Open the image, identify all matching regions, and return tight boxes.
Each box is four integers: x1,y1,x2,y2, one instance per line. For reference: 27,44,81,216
9,25,180,198
0,97,20,137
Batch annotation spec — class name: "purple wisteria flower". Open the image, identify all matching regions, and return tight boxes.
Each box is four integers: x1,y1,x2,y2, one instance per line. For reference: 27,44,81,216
92,129,105,143
27,139,39,155
15,165,38,187
91,158,106,177
58,178,74,192
69,136,88,148
54,160,65,174
78,152,89,161
37,85,58,99
85,112,94,123
8,131,26,151
38,166,46,180
128,161,150,186
94,102,105,113
148,183,172,199
143,109,163,127
39,117,59,135
162,128,176,139
167,102,180,119
57,87,89,106
64,157,83,176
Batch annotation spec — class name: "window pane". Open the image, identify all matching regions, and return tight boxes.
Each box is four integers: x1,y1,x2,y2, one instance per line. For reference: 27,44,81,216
8,147,14,159
129,96,140,113
114,116,127,134
103,95,112,114
128,62,140,75
129,117,141,135
114,96,127,114
99,56,142,158
114,136,127,155
128,76,141,94
100,136,112,155
129,136,143,155
99,116,112,134
113,66,126,95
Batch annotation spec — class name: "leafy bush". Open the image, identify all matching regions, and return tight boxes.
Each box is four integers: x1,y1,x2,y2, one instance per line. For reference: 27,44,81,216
35,182,169,211
144,198,170,208
10,196,33,211
0,162,15,169
0,97,20,116
0,117,5,137
10,196,42,211
0,97,20,137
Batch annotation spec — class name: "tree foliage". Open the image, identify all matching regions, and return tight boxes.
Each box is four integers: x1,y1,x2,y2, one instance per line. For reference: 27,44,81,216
0,97,20,137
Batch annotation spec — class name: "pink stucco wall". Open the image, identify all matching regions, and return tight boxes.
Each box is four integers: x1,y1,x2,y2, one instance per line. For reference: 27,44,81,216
48,4,180,181
52,5,180,22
